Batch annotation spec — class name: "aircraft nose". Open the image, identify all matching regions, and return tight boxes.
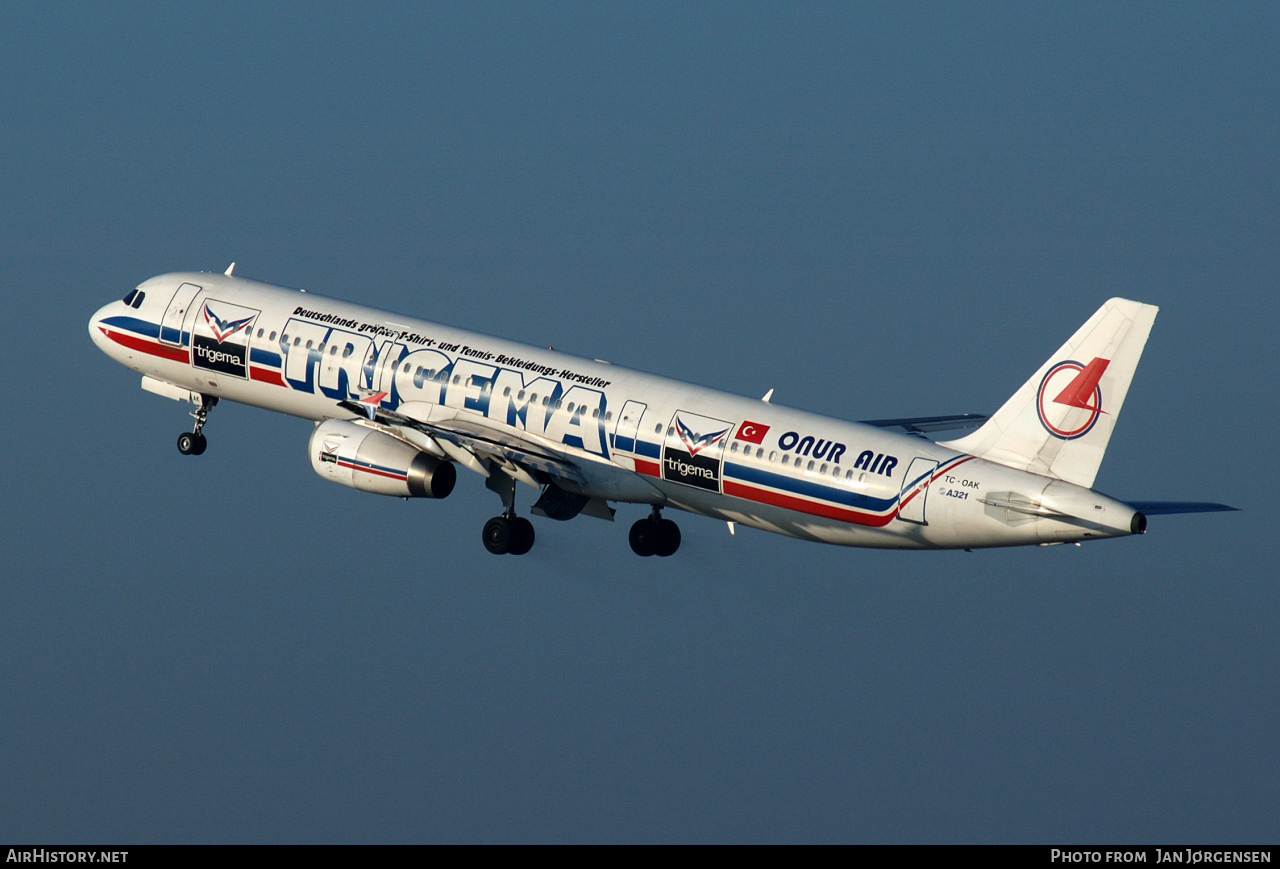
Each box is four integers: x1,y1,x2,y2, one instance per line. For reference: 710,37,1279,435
88,301,120,354
88,304,107,346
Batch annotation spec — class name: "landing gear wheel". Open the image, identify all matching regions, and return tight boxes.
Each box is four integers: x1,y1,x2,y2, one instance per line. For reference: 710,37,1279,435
630,515,681,557
629,518,656,557
177,395,216,456
653,518,681,557
508,517,535,556
483,516,513,555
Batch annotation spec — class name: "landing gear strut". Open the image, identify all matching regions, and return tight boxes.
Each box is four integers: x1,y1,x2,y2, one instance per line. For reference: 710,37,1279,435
629,508,681,557
176,395,217,456
482,470,535,555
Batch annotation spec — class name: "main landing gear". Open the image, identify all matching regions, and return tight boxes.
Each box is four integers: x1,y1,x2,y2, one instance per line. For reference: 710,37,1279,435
482,470,535,555
482,514,535,556
176,395,217,456
629,508,681,557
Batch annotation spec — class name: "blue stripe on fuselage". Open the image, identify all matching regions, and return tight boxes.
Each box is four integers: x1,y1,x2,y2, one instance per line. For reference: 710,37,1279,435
723,462,897,512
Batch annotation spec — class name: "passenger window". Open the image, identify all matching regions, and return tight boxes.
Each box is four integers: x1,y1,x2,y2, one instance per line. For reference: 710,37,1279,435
769,451,777,462
342,344,353,358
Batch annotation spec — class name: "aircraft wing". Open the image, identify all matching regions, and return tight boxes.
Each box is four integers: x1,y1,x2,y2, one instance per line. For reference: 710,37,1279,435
339,395,586,486
336,396,662,516
860,414,989,435
420,412,590,488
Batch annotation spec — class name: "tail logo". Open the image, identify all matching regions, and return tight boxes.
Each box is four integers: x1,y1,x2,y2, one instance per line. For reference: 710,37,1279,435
1036,357,1109,439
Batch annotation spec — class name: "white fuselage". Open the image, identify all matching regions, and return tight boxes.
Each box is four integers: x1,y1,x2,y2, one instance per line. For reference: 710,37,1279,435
90,272,1142,549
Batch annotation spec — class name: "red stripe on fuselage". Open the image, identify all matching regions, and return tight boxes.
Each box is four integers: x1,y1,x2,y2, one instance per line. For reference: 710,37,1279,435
635,459,661,477
722,480,896,527
100,328,188,363
250,366,287,386
100,327,288,386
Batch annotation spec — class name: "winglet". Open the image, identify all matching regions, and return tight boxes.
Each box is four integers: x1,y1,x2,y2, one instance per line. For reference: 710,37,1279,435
358,392,388,420
338,391,389,421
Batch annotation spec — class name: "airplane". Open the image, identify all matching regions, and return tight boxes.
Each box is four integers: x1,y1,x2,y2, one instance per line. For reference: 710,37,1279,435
88,265,1235,556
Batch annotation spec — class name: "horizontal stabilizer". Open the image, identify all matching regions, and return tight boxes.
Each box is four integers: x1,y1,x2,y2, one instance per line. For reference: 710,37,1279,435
861,413,989,435
1127,501,1239,515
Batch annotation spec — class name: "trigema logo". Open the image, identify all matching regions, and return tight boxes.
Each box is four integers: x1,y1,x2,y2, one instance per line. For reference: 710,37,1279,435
191,300,259,378
662,411,732,491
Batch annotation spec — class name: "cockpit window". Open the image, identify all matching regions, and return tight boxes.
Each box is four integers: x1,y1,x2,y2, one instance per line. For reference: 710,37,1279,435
121,290,146,309
123,289,138,306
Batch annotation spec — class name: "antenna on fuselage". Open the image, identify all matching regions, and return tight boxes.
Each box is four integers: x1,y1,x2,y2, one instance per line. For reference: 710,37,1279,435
224,262,236,276
761,388,773,403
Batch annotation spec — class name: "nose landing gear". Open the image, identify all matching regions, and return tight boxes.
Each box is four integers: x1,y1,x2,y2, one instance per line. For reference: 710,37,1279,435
176,396,217,456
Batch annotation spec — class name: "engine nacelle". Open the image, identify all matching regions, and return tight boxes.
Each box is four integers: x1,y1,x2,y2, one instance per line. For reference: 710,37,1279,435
309,419,456,498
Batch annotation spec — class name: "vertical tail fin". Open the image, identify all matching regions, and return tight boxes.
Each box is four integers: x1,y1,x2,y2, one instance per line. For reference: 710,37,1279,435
939,298,1158,487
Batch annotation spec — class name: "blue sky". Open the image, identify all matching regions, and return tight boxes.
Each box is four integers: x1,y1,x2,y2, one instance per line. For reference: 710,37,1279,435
3,2,1276,843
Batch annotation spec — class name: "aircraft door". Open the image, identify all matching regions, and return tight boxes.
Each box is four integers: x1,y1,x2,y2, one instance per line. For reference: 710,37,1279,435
897,457,938,524
612,400,647,453
160,282,203,345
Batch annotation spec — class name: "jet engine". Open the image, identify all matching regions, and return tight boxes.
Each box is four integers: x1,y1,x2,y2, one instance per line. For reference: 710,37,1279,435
309,419,456,498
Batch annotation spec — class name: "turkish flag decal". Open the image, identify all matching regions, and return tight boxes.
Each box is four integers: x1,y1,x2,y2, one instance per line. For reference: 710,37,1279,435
735,421,770,444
